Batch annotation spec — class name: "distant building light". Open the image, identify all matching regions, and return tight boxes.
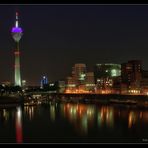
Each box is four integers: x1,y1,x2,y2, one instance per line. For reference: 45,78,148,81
79,73,86,80
111,69,117,77
97,79,101,82
67,84,76,87
86,84,95,86
22,80,26,83
41,76,48,87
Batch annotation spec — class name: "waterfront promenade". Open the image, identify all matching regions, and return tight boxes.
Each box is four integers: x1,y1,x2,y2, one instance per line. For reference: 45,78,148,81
1,92,148,107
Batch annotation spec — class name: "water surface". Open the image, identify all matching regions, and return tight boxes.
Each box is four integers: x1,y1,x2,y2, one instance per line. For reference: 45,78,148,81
0,102,148,143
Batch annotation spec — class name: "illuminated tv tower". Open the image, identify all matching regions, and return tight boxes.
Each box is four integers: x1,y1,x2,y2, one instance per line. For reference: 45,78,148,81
11,12,23,86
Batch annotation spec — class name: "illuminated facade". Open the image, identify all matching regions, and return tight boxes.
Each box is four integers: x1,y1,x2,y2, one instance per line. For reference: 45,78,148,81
72,63,87,86
94,63,121,93
55,80,66,93
66,64,88,93
64,61,148,94
40,76,48,88
121,60,142,94
94,63,121,82
65,77,76,93
11,12,23,86
85,72,95,92
140,70,148,95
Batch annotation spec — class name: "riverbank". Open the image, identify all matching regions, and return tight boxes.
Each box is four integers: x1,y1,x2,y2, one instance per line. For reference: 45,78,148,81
0,95,23,104
1,93,148,108
50,93,148,107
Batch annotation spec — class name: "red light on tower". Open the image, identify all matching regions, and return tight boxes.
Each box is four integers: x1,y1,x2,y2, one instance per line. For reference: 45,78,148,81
16,12,19,16
14,51,20,55
14,64,20,68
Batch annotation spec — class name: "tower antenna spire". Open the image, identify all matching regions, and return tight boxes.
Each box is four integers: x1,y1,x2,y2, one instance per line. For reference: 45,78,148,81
15,11,19,27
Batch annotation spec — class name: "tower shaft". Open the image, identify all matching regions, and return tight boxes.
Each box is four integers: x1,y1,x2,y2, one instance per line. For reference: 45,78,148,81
11,12,23,87
14,42,21,86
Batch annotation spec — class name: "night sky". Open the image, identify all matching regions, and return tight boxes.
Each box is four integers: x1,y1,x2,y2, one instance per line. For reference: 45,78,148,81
0,5,148,85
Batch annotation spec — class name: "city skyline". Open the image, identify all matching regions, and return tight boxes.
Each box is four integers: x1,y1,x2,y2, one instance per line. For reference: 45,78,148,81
0,5,148,85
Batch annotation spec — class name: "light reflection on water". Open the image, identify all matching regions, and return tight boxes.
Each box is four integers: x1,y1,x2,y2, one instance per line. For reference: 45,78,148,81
2,109,9,122
60,103,114,134
0,102,148,143
15,107,23,143
50,104,55,122
24,106,35,120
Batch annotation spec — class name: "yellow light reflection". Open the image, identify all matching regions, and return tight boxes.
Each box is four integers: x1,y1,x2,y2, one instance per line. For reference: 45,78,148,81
50,105,55,121
24,106,35,120
128,111,136,128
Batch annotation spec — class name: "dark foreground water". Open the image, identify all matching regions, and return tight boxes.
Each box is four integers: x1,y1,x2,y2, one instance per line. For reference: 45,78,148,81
0,101,148,143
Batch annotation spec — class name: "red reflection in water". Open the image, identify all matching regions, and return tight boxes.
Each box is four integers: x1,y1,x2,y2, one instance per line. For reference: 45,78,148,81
15,107,23,143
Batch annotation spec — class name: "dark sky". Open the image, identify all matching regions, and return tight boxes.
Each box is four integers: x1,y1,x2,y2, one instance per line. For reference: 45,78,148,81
0,5,148,85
